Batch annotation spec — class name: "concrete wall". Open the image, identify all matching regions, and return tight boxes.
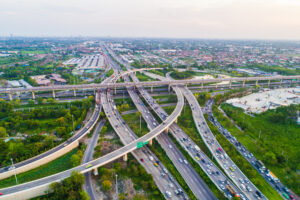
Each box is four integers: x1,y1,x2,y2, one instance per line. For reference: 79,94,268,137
0,183,53,200
0,141,79,180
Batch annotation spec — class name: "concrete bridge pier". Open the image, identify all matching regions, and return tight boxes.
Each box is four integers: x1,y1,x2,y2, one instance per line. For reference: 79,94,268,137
52,90,56,98
73,89,76,97
8,93,13,101
256,80,258,86
168,84,171,93
229,80,232,88
280,79,282,87
215,83,218,89
243,80,245,87
148,139,153,146
151,86,153,93
268,80,271,87
93,168,98,176
114,86,116,95
165,127,169,133
123,153,128,161
31,91,35,99
201,82,204,89
174,118,178,123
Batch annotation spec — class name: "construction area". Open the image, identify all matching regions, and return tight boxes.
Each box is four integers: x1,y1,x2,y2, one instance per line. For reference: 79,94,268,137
226,87,300,113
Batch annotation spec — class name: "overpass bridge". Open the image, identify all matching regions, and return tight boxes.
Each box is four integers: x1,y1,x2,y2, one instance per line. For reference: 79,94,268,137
1,75,299,101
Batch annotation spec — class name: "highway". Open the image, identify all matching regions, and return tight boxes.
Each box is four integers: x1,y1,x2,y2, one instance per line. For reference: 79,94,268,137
102,54,188,199
82,119,105,200
1,75,299,93
205,99,295,199
135,71,249,199
106,47,220,199
180,85,267,200
113,71,216,198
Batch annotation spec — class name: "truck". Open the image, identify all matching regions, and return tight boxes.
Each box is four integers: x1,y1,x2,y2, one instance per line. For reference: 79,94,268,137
226,185,240,198
194,145,201,152
266,170,279,183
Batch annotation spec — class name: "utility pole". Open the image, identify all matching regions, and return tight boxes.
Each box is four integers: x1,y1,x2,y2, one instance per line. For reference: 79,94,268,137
11,158,18,185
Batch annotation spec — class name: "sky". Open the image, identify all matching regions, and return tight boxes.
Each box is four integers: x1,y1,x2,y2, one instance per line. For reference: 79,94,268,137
0,0,300,40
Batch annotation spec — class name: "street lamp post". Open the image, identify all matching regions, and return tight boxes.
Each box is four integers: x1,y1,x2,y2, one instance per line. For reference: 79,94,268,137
11,158,18,185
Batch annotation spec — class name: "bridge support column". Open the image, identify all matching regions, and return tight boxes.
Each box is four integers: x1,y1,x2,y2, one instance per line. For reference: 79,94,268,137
175,118,178,123
165,127,169,133
94,89,96,95
201,82,204,89
148,139,153,146
215,83,218,89
31,91,35,100
280,79,282,87
93,168,98,176
151,86,153,93
268,80,271,87
52,90,55,98
114,86,116,95
229,81,232,88
134,71,136,75
256,80,258,86
168,84,171,93
243,80,245,88
8,93,13,101
73,89,76,97
123,153,128,161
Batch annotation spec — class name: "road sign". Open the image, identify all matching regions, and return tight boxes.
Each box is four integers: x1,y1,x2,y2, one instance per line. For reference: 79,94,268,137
137,141,148,149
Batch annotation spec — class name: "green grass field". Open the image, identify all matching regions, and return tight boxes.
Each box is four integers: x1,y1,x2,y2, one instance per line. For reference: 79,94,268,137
205,114,283,200
0,149,78,189
215,103,300,195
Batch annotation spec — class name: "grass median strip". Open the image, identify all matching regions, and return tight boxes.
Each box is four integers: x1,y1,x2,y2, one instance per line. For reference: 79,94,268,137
0,148,78,189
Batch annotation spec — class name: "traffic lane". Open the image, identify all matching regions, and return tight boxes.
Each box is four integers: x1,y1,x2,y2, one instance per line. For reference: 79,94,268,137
184,89,265,200
124,82,215,199
102,92,185,200
205,101,288,199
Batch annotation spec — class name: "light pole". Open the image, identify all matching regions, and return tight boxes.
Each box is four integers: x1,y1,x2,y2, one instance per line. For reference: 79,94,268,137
11,158,18,185
115,174,118,200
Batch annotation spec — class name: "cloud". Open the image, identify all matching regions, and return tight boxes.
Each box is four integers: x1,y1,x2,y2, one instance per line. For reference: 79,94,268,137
0,0,299,39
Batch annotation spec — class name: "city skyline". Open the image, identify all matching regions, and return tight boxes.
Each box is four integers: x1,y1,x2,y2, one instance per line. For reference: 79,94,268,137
1,0,300,40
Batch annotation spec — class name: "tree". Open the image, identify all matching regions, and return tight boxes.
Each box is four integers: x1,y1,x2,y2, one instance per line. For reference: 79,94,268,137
28,99,35,105
264,151,277,165
102,180,112,191
37,97,44,105
0,127,7,138
47,98,56,104
70,154,81,167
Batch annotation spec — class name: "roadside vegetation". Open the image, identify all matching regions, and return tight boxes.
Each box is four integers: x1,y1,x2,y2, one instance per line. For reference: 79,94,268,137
31,171,89,200
215,103,300,195
0,97,93,167
0,148,80,189
205,115,283,200
136,71,156,82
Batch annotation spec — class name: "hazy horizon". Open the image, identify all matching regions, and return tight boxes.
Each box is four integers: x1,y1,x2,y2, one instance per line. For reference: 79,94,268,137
1,0,300,40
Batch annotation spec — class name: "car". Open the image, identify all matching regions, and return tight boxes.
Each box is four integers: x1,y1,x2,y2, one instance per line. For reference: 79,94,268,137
163,168,168,174
255,190,262,198
220,184,225,190
161,173,166,177
178,158,183,163
168,145,172,149
246,186,252,192
8,166,15,171
239,178,244,183
0,192,3,195
184,160,188,164
140,158,144,162
174,189,180,195
216,171,220,175
195,156,200,161
86,164,93,169
168,183,174,188
165,191,172,198
201,159,205,163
